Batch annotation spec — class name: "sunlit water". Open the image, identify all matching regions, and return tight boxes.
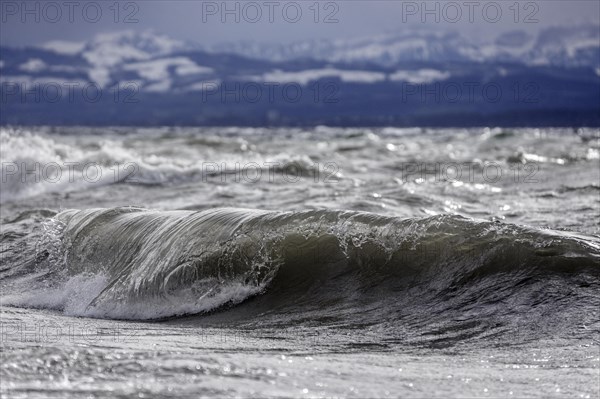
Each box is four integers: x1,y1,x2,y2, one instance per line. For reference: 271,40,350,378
1,126,598,398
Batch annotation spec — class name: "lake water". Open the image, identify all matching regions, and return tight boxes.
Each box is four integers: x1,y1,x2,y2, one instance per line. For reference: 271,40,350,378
1,126,598,398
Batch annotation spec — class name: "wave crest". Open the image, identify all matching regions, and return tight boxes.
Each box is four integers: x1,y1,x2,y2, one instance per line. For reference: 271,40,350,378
2,207,599,322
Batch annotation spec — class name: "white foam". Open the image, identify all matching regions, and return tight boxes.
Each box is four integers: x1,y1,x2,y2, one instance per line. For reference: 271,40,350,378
0,129,133,202
2,273,264,320
0,128,336,203
0,128,194,202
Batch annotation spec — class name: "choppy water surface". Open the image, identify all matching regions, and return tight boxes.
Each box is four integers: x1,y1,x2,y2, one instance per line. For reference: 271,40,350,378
1,126,599,398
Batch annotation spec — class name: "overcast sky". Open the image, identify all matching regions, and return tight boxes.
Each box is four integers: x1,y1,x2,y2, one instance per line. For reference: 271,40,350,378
1,0,599,47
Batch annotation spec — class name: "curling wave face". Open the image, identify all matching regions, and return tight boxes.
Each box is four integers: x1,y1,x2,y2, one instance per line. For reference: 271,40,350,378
2,207,598,345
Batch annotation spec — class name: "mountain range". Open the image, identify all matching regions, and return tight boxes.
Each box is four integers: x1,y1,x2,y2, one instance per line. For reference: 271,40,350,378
1,26,599,126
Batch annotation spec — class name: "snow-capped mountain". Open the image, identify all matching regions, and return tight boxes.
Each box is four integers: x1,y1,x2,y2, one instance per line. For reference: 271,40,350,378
3,26,597,90
1,28,599,126
43,30,190,60
40,31,197,87
200,25,600,68
528,25,600,68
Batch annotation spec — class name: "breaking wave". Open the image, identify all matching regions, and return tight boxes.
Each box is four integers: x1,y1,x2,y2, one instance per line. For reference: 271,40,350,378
1,207,598,339
0,128,320,203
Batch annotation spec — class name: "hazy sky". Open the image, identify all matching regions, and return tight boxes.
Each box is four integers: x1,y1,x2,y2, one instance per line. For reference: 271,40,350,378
1,0,599,47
